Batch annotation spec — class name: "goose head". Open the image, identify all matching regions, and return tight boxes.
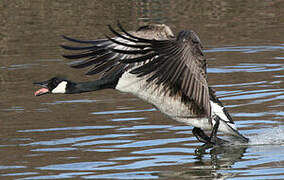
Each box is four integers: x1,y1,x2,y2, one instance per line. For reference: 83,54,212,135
34,77,72,96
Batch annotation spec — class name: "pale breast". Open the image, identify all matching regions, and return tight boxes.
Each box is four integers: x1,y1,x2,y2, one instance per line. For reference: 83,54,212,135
115,72,205,118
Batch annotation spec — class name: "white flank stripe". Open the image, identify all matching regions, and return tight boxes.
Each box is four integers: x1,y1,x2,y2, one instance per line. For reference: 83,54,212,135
210,100,238,132
210,101,229,122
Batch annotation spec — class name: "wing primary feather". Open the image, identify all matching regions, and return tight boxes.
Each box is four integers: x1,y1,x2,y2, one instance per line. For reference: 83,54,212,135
100,63,124,79
182,70,191,94
192,81,198,103
147,58,172,83
200,89,205,108
154,44,185,85
188,75,196,99
136,58,165,77
62,35,109,44
129,41,183,86
110,48,153,55
196,83,202,105
70,57,97,69
158,60,178,84
117,22,152,43
106,36,148,49
146,72,160,83
202,89,207,111
130,56,162,74
188,78,196,99
151,40,176,52
120,53,157,63
169,62,185,84
108,25,139,43
62,48,106,59
62,51,96,59
165,46,186,83
61,44,99,51
70,53,114,68
153,56,178,85
86,58,117,75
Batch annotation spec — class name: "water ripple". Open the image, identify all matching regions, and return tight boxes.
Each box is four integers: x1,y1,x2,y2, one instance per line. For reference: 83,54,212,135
22,134,137,146
110,117,146,122
0,165,26,170
118,125,173,131
73,139,133,147
38,155,195,172
205,45,284,53
132,147,194,154
43,99,97,105
111,137,191,148
221,89,284,100
18,172,94,180
31,147,77,152
7,63,40,70
209,63,284,73
18,125,116,132
214,81,267,88
91,108,156,115
37,161,116,171
83,171,159,179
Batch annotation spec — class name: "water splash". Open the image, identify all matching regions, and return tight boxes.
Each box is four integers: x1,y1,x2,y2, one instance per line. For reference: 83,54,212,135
248,126,284,145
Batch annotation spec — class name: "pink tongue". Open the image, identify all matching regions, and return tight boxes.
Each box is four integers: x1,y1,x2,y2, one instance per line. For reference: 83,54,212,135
34,88,49,96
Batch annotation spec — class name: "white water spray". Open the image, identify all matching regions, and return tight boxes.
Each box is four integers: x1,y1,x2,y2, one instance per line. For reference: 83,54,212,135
247,126,284,145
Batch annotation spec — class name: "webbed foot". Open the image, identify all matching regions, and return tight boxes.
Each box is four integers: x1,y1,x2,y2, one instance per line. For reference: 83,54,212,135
192,127,228,146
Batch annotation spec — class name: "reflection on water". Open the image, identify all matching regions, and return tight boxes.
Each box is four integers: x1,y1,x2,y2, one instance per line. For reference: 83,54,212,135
1,0,284,179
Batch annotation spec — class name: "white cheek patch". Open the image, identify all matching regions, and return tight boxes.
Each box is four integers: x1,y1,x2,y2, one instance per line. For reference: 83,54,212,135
52,81,67,94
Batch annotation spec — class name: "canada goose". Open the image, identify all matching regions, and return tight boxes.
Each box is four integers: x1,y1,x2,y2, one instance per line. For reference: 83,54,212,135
34,23,249,145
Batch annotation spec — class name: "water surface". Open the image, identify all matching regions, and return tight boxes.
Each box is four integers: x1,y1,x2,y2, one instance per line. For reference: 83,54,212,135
1,1,284,179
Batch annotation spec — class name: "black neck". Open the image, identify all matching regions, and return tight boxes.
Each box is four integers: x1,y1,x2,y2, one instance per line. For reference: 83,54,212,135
66,78,117,94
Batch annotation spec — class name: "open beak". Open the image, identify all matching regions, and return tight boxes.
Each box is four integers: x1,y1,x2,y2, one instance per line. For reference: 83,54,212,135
33,81,50,96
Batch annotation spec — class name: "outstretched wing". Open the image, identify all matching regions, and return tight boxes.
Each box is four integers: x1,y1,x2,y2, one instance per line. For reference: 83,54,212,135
109,26,210,117
61,25,150,78
61,35,122,77
62,23,210,117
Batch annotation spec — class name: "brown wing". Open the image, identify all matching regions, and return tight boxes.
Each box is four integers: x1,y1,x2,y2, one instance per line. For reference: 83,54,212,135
60,25,150,78
110,26,210,117
61,23,210,117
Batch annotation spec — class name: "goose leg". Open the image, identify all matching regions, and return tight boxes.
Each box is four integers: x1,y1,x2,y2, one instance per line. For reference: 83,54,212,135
209,116,228,145
192,117,228,145
192,127,212,144
209,116,220,143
